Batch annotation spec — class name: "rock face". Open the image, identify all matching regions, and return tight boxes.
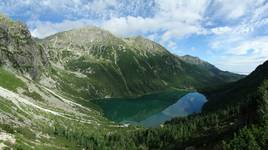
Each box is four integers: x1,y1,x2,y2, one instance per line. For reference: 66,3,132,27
41,26,243,99
0,14,48,79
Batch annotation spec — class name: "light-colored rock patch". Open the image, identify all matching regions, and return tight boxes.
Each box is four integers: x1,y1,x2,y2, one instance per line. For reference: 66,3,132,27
0,132,16,148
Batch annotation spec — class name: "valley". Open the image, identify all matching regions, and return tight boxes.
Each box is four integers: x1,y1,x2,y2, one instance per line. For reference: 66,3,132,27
0,12,267,150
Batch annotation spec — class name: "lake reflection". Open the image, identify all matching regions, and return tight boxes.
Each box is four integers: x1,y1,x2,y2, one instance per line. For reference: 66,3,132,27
123,92,207,127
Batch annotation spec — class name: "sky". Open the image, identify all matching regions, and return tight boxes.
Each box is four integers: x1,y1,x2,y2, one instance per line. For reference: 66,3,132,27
1,0,268,74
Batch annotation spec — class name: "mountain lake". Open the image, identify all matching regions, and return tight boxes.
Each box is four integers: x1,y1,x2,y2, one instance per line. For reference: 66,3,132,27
92,90,207,127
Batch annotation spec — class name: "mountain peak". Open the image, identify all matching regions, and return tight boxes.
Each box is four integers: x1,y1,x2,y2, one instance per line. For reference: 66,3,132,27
180,55,209,66
68,26,114,37
124,36,168,54
0,14,14,25
44,26,125,48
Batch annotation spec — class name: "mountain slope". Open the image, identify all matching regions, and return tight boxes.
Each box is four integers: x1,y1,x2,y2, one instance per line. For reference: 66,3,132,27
188,60,268,149
0,14,249,149
137,60,268,149
203,60,268,111
180,55,243,83
41,26,243,100
0,14,48,79
0,14,122,149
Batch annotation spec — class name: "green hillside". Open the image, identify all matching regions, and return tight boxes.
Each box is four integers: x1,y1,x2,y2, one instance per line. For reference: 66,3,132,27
40,26,243,100
203,60,268,112
0,14,255,149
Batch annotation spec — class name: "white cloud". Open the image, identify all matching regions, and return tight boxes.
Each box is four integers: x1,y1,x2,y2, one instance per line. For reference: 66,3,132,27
27,0,210,41
210,0,266,20
102,0,210,41
39,0,118,13
207,1,268,74
30,19,95,38
211,26,233,35
0,0,120,20
89,0,118,13
101,16,161,36
230,37,268,56
214,55,266,74
209,36,268,74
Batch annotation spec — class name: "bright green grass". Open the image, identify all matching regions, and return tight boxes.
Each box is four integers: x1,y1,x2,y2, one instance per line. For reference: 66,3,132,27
23,91,45,102
0,97,14,113
0,67,26,91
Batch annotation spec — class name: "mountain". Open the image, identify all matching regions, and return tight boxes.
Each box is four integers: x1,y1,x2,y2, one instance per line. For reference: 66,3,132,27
180,55,243,83
144,60,268,149
1,13,243,101
203,60,268,111
0,14,48,79
0,14,121,149
184,60,268,149
0,14,248,149
40,26,243,100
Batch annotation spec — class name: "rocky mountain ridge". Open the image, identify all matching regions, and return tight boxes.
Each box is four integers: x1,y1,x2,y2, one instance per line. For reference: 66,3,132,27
0,14,48,79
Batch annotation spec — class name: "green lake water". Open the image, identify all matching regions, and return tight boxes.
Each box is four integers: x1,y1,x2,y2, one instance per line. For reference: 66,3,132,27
92,89,207,127
92,90,189,122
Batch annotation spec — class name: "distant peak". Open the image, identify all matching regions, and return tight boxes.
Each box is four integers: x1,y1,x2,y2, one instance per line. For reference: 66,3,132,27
44,25,122,46
180,55,211,66
126,35,153,42
130,35,146,40
0,13,24,28
72,26,108,32
181,55,202,61
0,13,10,21
62,26,114,37
124,36,168,53
182,55,199,59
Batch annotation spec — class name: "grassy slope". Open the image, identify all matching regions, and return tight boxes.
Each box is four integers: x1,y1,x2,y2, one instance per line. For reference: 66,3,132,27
0,66,133,149
0,67,26,91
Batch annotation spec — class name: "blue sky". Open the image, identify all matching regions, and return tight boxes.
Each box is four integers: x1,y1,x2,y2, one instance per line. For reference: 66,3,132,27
1,0,268,74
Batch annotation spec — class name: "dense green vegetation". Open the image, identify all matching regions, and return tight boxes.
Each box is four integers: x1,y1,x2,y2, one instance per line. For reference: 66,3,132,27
222,80,268,149
0,67,26,91
50,80,268,150
200,61,268,149
202,61,268,112
39,61,267,150
2,81,264,150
